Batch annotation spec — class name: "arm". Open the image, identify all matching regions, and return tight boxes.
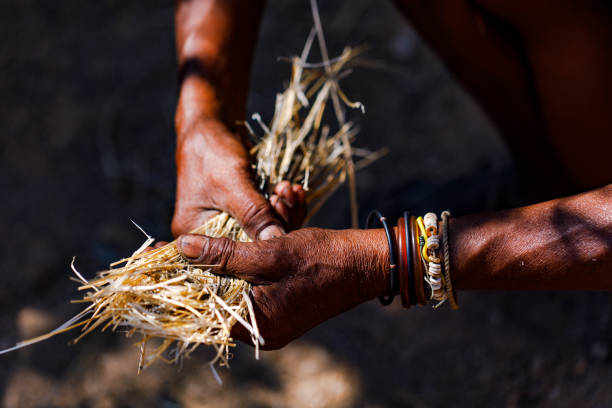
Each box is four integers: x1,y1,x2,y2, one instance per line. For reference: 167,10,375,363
451,184,612,290
175,0,262,129
178,184,612,348
173,0,305,239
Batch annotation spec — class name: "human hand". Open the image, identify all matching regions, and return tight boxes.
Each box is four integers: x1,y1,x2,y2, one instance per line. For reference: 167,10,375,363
177,227,389,349
172,118,306,239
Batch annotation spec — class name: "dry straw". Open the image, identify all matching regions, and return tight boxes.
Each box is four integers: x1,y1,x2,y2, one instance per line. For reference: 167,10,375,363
1,20,381,372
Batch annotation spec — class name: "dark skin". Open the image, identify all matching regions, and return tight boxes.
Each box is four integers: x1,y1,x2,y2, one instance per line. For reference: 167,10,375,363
173,0,305,239
172,0,612,349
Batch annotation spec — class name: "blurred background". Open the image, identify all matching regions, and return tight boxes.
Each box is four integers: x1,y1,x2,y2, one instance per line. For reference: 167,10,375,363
2,1,612,407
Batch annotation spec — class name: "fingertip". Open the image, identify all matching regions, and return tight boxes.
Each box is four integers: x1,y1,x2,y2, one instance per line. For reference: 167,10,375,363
258,224,285,240
178,234,205,260
293,185,305,204
230,320,253,345
273,200,291,225
273,180,292,195
269,194,279,206
284,188,297,208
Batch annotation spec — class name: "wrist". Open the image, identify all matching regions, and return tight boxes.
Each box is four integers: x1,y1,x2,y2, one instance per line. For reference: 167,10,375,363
341,229,391,301
176,78,222,134
175,116,247,162
176,76,245,137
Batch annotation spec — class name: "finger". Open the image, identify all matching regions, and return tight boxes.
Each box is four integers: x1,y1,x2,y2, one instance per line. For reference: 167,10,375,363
229,286,289,350
225,177,285,241
291,184,307,227
292,184,305,205
283,185,307,229
171,208,220,238
274,181,296,208
177,234,276,283
270,195,291,225
230,319,252,344
273,181,292,196
272,182,308,228
228,290,276,349
293,200,307,229
154,241,168,249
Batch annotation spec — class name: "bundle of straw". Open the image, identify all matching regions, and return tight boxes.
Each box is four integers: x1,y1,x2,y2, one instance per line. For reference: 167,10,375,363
1,24,376,373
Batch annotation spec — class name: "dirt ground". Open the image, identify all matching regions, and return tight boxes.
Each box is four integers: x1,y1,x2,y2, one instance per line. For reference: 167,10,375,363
2,1,612,407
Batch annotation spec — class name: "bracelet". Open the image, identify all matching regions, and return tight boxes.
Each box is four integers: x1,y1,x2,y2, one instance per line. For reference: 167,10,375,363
366,210,398,306
411,215,427,305
414,210,460,309
419,213,446,303
397,215,410,307
441,211,459,309
404,212,417,306
397,212,416,307
368,209,458,310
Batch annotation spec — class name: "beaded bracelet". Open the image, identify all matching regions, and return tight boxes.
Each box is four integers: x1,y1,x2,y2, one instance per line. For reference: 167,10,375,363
415,211,460,309
366,210,398,306
418,213,446,304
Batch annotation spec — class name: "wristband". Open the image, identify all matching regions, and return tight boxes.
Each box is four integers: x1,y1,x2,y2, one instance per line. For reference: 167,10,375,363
366,210,398,306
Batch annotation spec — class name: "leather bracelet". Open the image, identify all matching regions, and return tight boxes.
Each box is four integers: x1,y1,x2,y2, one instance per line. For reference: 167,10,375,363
403,212,417,306
366,210,398,306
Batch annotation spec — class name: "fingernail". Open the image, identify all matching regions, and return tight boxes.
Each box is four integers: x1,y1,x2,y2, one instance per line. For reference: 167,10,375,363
259,224,284,240
178,235,203,259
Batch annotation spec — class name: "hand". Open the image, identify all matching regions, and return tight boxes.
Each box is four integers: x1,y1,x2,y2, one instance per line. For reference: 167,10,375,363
177,228,389,349
172,118,306,239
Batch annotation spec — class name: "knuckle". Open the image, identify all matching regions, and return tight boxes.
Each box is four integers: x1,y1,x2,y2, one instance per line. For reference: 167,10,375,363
240,200,276,235
207,237,236,270
218,238,236,270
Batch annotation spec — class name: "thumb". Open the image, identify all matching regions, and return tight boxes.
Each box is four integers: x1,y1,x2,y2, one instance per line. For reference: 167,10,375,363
177,234,272,284
226,178,285,241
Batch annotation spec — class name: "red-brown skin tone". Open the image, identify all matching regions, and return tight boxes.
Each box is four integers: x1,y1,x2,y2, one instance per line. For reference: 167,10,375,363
173,0,612,349
178,185,612,349
173,0,305,239
393,0,612,200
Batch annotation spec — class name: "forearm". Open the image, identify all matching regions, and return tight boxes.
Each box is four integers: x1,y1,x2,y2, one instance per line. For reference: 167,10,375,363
450,184,612,290
174,0,265,136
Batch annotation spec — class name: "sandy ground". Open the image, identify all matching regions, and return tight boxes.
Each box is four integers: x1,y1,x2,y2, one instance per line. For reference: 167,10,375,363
2,1,612,407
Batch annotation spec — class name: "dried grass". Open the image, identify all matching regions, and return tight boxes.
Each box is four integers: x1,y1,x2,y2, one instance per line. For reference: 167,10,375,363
1,22,378,372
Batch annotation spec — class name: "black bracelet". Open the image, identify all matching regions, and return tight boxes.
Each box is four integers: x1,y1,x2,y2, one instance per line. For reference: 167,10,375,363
366,210,398,306
403,211,417,306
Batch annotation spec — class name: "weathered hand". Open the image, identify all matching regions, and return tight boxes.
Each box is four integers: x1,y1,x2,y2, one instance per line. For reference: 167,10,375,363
177,228,389,349
172,118,306,239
